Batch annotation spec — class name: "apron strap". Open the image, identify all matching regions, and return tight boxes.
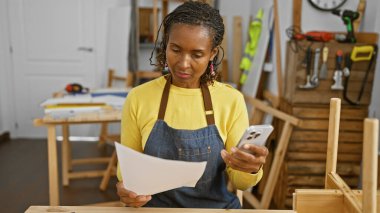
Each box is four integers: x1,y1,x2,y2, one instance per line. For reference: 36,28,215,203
200,83,215,125
158,74,215,125
158,75,172,120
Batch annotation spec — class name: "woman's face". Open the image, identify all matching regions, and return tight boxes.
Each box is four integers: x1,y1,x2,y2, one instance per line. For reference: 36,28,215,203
166,24,218,88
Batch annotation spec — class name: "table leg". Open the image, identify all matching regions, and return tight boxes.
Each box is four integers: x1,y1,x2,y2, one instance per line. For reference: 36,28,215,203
62,124,70,186
47,125,59,206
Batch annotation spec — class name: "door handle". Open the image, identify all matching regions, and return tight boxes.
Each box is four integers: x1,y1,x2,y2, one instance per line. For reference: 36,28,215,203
77,47,93,52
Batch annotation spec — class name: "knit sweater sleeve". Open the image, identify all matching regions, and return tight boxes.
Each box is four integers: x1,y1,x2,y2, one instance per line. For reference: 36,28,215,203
117,89,143,181
224,92,263,190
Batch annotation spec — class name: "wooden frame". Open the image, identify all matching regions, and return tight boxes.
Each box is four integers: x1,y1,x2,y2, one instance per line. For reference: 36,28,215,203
242,95,302,209
293,98,379,213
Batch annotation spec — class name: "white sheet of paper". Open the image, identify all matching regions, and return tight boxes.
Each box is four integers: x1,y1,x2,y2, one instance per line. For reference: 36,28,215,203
115,142,207,195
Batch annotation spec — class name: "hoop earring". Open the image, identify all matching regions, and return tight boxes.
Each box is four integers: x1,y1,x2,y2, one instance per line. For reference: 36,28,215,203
164,62,169,72
210,63,215,76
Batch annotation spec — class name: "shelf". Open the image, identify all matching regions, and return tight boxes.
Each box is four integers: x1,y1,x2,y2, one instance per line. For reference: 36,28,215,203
139,42,156,49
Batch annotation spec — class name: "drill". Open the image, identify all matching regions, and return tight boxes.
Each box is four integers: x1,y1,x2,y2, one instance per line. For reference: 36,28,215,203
332,10,360,43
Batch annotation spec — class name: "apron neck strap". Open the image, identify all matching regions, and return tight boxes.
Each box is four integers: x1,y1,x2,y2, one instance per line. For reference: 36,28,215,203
158,75,215,125
200,83,215,125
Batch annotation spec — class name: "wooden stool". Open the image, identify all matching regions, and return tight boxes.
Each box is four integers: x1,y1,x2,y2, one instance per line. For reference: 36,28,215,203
293,98,379,212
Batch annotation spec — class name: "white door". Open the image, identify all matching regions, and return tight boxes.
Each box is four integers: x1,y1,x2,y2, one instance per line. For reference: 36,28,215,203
9,0,97,137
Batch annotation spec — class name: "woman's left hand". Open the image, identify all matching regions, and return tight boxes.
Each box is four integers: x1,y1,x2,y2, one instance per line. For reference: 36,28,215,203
220,144,269,174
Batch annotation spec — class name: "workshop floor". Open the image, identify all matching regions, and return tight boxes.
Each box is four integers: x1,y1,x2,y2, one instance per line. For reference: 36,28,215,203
0,138,119,213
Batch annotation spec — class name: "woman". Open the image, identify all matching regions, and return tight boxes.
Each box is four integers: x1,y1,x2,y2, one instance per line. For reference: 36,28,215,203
116,1,268,208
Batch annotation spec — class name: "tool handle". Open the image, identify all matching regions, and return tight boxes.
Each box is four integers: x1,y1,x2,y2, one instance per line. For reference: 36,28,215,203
351,45,374,62
336,50,343,70
313,48,321,73
345,53,352,69
357,45,378,102
344,17,356,43
322,47,329,62
306,47,312,75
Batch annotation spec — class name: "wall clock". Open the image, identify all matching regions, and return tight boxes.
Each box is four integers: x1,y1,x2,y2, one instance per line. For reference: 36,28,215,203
307,0,348,11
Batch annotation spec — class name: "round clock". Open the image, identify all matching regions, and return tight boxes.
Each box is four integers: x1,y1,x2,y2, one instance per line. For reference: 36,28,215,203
308,0,348,11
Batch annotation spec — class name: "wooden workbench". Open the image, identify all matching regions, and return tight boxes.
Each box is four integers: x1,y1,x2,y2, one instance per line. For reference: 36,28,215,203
25,206,295,213
33,108,122,206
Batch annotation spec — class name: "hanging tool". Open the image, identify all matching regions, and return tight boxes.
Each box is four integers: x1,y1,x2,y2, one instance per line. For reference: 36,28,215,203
332,10,360,43
342,53,351,78
351,45,375,61
239,9,263,86
298,47,316,89
319,46,329,80
310,48,321,86
331,50,344,90
343,45,377,105
292,31,346,42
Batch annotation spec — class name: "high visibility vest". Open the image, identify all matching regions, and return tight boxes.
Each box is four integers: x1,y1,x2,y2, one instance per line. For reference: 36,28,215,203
239,9,263,85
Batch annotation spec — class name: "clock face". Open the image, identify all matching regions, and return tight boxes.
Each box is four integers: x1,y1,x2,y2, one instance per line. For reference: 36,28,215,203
308,0,347,11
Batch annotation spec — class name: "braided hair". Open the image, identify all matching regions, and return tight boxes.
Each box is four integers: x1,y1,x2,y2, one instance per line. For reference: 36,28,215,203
150,0,225,84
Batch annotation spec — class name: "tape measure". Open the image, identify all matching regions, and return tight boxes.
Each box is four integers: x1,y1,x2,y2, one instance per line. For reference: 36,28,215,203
65,83,89,94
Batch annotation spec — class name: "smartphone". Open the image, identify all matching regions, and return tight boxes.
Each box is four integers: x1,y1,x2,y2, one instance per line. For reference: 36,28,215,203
237,125,274,148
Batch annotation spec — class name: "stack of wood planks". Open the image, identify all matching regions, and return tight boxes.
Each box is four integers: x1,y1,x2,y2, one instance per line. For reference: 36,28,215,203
275,33,378,208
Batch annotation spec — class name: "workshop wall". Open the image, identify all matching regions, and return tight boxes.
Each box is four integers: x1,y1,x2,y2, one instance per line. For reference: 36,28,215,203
0,0,131,137
368,2,380,127
264,0,380,120
0,0,379,137
0,0,12,134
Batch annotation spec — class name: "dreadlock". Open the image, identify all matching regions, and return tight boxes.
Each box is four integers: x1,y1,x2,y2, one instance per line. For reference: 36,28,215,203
149,0,225,84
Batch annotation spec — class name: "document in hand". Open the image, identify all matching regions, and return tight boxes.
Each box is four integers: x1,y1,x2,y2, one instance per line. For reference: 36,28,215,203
115,142,207,195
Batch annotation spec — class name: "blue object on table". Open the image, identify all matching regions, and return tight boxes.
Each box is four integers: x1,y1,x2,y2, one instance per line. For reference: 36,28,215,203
91,92,128,98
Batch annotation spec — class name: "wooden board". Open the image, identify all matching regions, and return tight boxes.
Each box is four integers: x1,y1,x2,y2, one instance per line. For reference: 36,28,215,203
294,189,380,213
232,16,243,86
284,33,378,105
272,99,368,209
25,206,296,213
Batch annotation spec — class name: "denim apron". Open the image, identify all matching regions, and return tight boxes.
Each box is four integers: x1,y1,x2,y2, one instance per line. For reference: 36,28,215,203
143,75,241,208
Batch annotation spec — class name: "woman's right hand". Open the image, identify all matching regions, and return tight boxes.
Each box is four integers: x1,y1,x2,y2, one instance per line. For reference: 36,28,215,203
116,181,152,207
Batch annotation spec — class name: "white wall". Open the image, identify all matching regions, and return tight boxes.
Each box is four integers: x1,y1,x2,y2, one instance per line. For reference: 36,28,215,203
219,0,253,81
95,0,131,87
0,0,131,137
369,1,380,120
0,0,379,137
0,0,14,134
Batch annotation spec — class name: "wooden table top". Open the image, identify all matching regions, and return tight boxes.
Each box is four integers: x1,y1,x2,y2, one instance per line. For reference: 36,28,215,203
34,108,122,125
26,206,295,213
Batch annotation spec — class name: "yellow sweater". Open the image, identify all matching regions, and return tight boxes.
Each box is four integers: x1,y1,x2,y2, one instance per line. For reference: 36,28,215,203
118,76,262,190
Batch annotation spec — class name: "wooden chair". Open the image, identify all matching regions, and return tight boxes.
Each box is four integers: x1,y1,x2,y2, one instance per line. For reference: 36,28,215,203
99,69,162,146
59,69,127,187
98,69,128,147
99,70,162,191
129,70,163,87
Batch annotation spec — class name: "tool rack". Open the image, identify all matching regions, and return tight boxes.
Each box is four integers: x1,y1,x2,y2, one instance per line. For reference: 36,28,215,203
273,33,378,208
